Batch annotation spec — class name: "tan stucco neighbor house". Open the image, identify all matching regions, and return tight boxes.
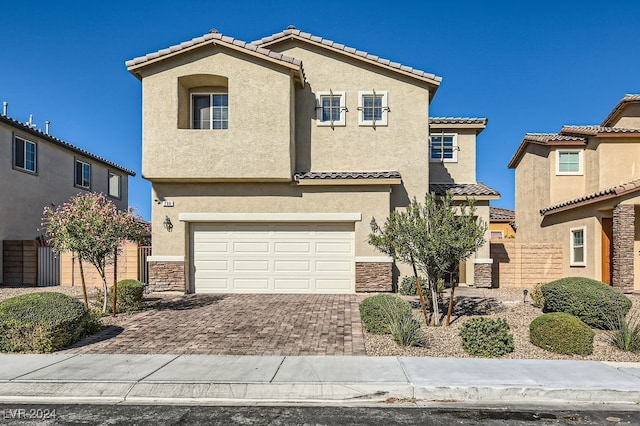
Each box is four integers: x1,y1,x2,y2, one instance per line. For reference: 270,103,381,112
1,108,134,285
508,94,640,293
126,26,498,294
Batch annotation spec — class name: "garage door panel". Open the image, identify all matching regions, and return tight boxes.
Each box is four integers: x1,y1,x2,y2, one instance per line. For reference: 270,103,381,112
274,260,311,272
233,260,270,272
192,222,354,294
274,279,312,291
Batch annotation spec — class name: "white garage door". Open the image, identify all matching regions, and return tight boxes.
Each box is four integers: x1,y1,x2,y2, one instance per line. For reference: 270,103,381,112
191,223,355,293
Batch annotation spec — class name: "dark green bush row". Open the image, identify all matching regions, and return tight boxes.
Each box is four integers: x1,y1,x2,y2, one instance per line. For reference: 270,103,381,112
541,277,631,329
530,312,594,355
459,317,514,357
96,279,145,314
0,292,100,353
359,294,412,334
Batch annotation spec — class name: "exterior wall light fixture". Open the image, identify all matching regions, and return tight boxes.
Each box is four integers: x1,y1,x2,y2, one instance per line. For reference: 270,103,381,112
163,216,173,232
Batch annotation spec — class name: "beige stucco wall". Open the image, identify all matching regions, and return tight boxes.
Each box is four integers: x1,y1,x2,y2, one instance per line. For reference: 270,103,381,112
514,143,551,244
490,222,516,239
429,129,478,184
611,104,640,129
151,182,392,259
594,138,640,189
267,40,431,205
548,147,586,205
0,122,129,283
138,46,295,181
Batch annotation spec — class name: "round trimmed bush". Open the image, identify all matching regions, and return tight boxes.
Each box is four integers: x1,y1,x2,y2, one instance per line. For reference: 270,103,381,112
0,292,100,353
111,279,145,313
541,277,631,329
359,294,412,334
399,275,428,296
459,317,514,357
530,312,594,355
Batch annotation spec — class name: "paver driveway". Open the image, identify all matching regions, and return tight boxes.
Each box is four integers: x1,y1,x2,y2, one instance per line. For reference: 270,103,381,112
67,294,366,355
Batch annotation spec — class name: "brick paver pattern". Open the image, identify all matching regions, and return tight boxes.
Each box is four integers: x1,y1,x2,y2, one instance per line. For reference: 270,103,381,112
67,294,366,356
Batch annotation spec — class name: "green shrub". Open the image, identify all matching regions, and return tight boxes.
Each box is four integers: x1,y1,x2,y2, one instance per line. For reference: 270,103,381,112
388,310,427,347
530,283,545,308
530,312,594,355
399,275,429,296
96,279,145,314
541,277,631,329
359,294,412,334
0,292,100,353
608,312,640,352
459,317,514,357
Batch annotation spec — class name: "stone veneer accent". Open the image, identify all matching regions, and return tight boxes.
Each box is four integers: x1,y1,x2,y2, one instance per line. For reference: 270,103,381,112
473,262,493,288
613,204,634,293
148,261,186,292
355,262,392,292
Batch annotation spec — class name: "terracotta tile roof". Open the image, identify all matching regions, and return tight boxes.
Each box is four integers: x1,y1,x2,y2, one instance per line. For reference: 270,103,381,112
601,94,640,127
126,30,306,83
293,171,401,180
560,125,640,136
490,207,515,221
429,117,487,125
0,114,135,176
429,182,500,197
540,178,640,216
254,26,442,88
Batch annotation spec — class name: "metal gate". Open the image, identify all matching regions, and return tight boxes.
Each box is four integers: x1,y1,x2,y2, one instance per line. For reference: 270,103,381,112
37,246,60,286
138,246,152,285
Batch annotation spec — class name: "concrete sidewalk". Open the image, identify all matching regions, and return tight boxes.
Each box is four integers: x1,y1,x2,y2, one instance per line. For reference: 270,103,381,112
0,354,639,407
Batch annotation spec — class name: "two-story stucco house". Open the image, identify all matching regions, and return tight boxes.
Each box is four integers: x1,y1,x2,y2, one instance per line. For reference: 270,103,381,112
126,26,498,294
508,94,640,293
0,107,134,285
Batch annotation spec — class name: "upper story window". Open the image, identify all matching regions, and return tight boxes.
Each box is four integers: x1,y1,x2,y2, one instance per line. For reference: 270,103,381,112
75,159,91,189
316,91,346,127
557,149,583,175
429,134,458,162
191,93,228,129
570,226,586,266
358,91,388,126
14,136,37,173
108,171,121,199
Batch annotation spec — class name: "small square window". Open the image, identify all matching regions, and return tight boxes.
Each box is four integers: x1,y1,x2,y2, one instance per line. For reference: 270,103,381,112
490,230,504,240
430,134,458,162
316,91,346,126
108,171,121,198
358,91,388,126
557,150,583,175
75,160,91,189
191,93,228,129
570,227,586,266
14,136,37,173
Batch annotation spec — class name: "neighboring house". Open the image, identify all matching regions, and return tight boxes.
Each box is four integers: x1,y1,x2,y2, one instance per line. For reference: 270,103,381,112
126,26,498,294
489,207,516,240
508,94,640,293
0,107,134,285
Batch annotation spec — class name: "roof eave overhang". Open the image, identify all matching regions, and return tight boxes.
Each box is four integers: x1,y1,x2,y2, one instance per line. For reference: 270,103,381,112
429,123,487,134
294,178,401,186
451,194,500,201
126,40,305,86
258,34,441,95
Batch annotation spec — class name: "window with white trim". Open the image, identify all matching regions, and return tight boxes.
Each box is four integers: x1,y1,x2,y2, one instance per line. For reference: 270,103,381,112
191,93,228,129
75,159,91,189
358,91,388,126
108,171,121,198
490,230,504,240
557,149,583,175
14,136,37,173
429,133,458,162
316,91,346,127
570,226,586,266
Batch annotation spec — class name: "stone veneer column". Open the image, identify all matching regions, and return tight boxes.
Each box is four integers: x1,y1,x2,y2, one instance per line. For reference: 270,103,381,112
473,259,493,288
355,261,392,292
148,261,186,292
612,204,634,293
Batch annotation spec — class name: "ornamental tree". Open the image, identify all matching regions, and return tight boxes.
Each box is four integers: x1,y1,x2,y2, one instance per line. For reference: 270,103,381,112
368,191,486,325
42,192,149,313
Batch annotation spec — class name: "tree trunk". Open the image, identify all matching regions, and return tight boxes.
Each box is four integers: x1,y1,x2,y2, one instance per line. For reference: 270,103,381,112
446,275,457,326
430,277,440,326
78,257,89,309
112,248,118,317
410,256,430,327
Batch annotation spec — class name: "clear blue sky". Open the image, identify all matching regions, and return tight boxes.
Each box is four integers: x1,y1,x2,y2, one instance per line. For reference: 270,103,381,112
2,1,639,220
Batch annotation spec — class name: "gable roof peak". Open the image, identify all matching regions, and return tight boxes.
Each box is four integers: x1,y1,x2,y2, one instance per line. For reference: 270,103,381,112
601,93,640,127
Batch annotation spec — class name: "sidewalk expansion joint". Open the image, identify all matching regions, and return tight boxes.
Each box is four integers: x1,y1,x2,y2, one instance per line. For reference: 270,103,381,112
11,353,81,381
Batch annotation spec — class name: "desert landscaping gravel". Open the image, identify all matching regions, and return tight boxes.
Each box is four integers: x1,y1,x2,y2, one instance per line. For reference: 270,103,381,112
1,285,639,361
